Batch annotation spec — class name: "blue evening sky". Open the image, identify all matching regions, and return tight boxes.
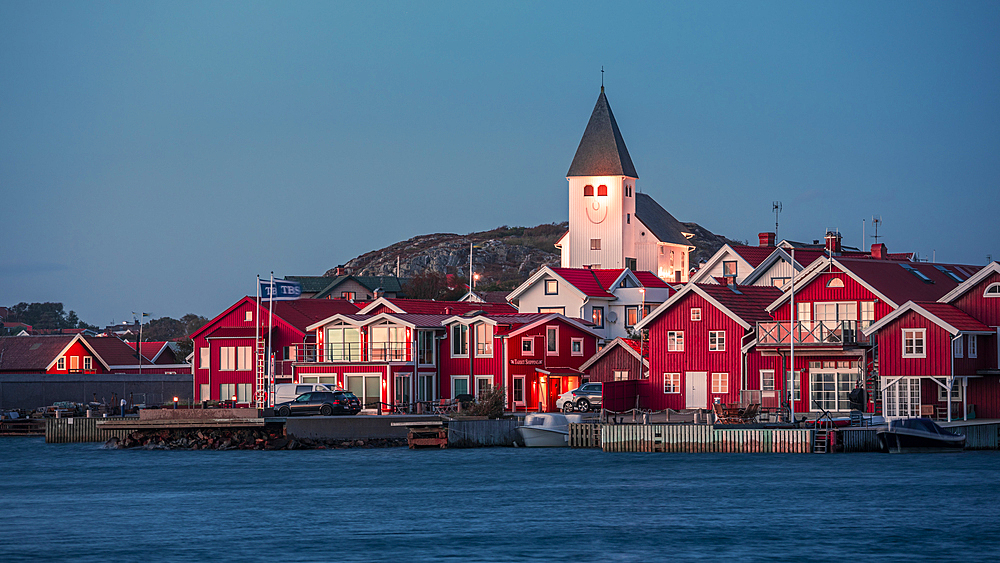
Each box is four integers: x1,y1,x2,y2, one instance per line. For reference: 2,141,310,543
2,1,998,325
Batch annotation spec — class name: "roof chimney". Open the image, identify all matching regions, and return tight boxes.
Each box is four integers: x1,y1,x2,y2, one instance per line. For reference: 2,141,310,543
335,265,347,276
758,232,776,248
824,231,842,254
871,243,887,260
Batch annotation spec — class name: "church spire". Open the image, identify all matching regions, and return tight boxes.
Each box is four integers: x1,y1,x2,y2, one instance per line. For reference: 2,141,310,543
566,89,637,178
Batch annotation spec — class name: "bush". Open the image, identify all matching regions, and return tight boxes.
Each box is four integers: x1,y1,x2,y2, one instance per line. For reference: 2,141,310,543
463,386,506,419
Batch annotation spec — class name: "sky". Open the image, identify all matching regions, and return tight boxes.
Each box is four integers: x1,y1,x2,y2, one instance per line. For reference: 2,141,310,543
2,1,998,327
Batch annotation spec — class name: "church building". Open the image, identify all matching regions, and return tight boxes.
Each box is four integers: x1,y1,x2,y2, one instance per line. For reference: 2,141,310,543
555,87,695,283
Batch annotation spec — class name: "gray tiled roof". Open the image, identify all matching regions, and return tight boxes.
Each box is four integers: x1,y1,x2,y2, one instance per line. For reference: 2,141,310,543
634,193,692,247
567,89,638,178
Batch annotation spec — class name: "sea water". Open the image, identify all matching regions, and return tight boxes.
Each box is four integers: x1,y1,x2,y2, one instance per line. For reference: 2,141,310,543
1,437,998,562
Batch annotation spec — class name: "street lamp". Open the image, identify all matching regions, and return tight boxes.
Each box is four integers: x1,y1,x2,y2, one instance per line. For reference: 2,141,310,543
173,396,179,409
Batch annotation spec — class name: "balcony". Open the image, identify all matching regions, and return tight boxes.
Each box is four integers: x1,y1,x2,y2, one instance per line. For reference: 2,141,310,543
756,320,871,348
293,342,408,363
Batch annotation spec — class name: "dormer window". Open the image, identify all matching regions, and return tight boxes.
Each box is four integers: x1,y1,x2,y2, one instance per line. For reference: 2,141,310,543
985,283,1000,297
584,184,594,197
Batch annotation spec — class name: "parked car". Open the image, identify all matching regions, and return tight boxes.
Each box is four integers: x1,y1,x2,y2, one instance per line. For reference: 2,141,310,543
571,383,602,412
557,390,577,412
273,383,340,405
274,391,361,417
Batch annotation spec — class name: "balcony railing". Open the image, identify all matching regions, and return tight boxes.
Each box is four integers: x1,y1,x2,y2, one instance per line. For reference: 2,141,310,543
756,320,871,347
293,342,408,363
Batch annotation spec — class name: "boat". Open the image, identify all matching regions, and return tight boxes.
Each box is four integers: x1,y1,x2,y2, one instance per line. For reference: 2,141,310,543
517,413,584,447
876,418,966,453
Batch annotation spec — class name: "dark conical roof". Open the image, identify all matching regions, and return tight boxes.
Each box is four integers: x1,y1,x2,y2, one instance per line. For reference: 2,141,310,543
567,89,638,178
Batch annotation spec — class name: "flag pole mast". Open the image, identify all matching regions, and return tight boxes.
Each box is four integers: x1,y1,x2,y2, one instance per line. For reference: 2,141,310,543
268,272,275,404
256,274,261,407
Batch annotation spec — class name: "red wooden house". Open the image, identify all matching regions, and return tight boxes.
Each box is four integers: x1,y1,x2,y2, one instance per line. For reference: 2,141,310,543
863,262,1000,420
759,256,980,416
634,283,782,411
190,297,360,405
0,334,180,374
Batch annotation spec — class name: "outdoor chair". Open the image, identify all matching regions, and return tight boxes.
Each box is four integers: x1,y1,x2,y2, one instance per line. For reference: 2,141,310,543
739,403,760,424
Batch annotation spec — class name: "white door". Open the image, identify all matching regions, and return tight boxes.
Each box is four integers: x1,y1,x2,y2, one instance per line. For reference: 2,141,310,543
686,371,708,409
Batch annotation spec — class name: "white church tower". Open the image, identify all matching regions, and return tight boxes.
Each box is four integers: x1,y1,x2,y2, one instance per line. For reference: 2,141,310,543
557,87,694,282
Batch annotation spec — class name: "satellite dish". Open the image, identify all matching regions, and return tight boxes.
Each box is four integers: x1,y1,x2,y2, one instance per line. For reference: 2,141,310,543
607,311,618,323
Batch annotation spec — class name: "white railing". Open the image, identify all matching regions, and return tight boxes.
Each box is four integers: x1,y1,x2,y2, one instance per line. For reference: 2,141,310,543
756,320,871,347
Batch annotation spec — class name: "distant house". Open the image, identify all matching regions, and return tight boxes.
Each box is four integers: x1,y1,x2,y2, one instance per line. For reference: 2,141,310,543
0,334,186,374
127,341,181,365
357,297,516,316
286,273,410,301
579,337,647,383
460,290,511,304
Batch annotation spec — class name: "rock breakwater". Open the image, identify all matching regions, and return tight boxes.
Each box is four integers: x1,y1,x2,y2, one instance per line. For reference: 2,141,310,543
105,428,407,450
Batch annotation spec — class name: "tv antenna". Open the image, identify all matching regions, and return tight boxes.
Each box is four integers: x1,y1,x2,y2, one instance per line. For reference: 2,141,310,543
772,201,782,238
870,216,882,244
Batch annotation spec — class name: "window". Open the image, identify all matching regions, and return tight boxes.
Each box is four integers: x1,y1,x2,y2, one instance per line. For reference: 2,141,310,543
245,311,253,322
200,347,210,369
70,356,79,371
901,263,933,283
722,261,737,278
903,329,926,358
538,306,565,314
451,325,468,357
985,283,1000,297
814,302,858,324
664,373,681,393
238,347,252,370
57,357,65,370
771,277,789,288
370,323,407,361
452,376,469,398
625,306,639,327
341,291,356,300
83,356,92,371
592,306,604,329
544,279,558,295
709,331,726,351
934,265,964,283
826,278,845,288
521,337,534,355
668,331,684,351
584,184,594,196
953,337,964,359
220,383,235,402
969,335,977,358
761,370,775,391
625,257,636,270
861,301,875,328
785,371,801,401
937,383,965,402
597,184,607,196
546,326,558,355
571,338,584,356
417,331,435,365
199,384,210,402
475,323,493,357
395,374,412,405
797,302,812,323
513,377,525,405
810,370,857,411
614,370,629,381
691,308,701,322
626,213,631,224
591,239,601,250
220,347,236,370
326,326,362,361
711,373,729,394
236,383,252,403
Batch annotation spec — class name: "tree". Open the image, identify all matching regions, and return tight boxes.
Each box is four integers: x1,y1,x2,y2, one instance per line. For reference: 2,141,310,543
6,302,94,330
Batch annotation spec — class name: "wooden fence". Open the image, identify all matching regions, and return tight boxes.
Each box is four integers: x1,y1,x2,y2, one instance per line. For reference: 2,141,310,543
46,416,131,444
447,419,522,448
837,428,880,452
568,423,601,448
601,424,813,453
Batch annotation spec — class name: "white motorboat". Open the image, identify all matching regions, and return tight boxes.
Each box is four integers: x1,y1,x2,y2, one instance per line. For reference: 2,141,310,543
518,413,584,447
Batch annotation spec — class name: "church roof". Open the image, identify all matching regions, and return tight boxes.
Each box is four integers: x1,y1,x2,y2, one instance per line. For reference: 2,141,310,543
567,89,638,178
634,193,692,247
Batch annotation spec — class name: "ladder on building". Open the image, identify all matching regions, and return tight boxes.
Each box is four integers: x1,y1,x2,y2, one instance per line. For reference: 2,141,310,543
254,337,267,408
865,344,881,416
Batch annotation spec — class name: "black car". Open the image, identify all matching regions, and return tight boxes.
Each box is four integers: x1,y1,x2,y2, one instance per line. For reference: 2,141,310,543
274,391,361,417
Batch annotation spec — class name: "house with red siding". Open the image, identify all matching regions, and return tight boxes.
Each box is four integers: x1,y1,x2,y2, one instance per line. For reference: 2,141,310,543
579,337,647,383
634,283,782,411
863,262,1000,420
190,297,360,405
760,256,979,417
357,297,516,316
0,334,181,374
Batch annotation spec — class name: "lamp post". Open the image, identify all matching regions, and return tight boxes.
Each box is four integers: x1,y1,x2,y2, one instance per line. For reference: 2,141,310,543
132,312,150,375
173,396,179,410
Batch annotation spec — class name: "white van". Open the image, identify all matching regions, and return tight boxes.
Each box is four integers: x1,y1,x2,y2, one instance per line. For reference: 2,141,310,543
273,383,340,405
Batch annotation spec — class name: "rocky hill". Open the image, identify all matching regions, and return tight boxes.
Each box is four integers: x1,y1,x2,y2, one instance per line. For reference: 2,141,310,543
326,222,742,289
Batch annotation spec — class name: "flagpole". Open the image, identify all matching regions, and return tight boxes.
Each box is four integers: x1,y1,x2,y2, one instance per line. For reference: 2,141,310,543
256,274,261,407
268,272,275,405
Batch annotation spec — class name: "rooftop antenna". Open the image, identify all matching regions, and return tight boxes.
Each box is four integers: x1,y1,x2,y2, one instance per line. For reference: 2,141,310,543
772,201,782,239
870,215,882,244
601,66,604,92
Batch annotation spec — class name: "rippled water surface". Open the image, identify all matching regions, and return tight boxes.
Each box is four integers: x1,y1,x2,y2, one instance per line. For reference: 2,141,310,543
2,438,999,562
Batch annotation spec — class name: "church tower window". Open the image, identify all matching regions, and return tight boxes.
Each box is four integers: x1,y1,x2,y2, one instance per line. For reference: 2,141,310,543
597,185,608,196
584,185,594,197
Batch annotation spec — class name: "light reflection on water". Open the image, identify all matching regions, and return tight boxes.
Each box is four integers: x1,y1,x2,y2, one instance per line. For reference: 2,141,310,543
1,437,999,562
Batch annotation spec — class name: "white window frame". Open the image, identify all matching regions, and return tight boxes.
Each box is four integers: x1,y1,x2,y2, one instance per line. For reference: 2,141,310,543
722,261,737,278
475,375,494,400
83,356,92,371
544,279,558,295
57,357,65,370
521,337,534,356
512,376,526,406
417,330,436,366
245,311,253,322
937,382,965,402
760,369,775,391
571,337,584,356
475,323,494,358
220,347,236,371
690,308,701,322
711,373,729,394
969,335,977,358
538,306,565,315
451,376,470,398
237,346,252,371
902,328,926,358
785,370,802,402
668,331,684,352
199,383,210,402
709,331,726,352
664,373,681,394
984,283,1000,297
546,326,558,355
220,383,236,402
236,383,252,403
953,337,964,359
451,324,469,358
199,347,210,369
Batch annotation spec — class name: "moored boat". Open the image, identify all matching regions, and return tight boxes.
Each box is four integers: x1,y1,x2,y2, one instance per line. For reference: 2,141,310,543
518,413,584,447
876,418,966,453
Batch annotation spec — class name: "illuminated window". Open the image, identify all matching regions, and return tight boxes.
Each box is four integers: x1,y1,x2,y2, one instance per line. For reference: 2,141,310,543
723,261,737,278
711,373,729,394
544,279,558,295
592,307,604,329
597,185,608,196
614,370,629,381
664,373,681,393
245,311,253,322
668,331,684,352
625,306,639,327
691,308,701,321
475,323,494,357
200,347,210,369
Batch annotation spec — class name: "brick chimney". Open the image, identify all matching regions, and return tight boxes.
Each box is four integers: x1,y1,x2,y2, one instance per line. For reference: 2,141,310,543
758,232,776,247
824,231,842,254
871,243,887,260
334,265,347,276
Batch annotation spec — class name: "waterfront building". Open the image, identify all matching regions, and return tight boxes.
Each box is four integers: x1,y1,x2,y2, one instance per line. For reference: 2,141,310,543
0,333,186,374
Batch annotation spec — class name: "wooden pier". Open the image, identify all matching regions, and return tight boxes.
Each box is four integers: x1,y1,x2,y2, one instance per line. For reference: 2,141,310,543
599,424,813,453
